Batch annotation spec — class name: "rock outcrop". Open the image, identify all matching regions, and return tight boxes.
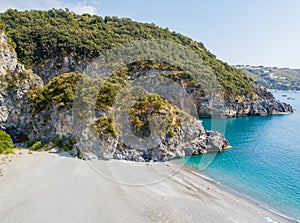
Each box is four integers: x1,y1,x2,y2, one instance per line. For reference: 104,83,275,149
30,103,74,145
0,32,43,141
76,120,228,162
126,69,294,118
223,85,293,117
32,56,88,84
0,32,23,75
186,78,293,118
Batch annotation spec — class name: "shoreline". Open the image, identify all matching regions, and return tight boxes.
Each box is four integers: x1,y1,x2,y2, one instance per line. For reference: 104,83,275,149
0,150,298,223
179,163,299,223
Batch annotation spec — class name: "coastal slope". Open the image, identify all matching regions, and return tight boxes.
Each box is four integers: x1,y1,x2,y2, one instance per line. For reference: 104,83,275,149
0,9,293,161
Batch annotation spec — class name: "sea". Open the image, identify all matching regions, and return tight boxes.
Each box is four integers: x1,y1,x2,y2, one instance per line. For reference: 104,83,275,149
181,90,300,221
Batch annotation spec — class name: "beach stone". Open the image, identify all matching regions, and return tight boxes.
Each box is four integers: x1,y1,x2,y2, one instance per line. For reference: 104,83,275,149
49,148,59,154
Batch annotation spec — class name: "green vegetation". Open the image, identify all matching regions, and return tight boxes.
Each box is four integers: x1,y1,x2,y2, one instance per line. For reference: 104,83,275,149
25,140,46,151
51,136,76,151
0,130,14,154
0,9,197,66
25,140,36,148
0,19,16,51
25,138,74,151
0,9,257,99
96,76,126,109
0,20,5,31
29,141,43,151
211,62,256,99
114,60,180,78
129,94,181,138
95,116,117,138
29,72,82,112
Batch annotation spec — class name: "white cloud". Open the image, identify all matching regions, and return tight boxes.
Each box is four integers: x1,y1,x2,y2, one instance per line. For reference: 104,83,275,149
0,0,98,15
0,0,60,12
69,3,97,15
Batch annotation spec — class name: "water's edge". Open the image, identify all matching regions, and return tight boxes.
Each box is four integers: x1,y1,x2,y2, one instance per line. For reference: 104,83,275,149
176,159,300,222
180,91,300,221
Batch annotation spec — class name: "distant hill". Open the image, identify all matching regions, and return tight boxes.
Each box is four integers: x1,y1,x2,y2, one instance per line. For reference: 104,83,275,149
235,65,300,90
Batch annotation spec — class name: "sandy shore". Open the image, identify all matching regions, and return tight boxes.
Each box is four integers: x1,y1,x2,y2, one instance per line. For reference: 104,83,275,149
0,151,296,223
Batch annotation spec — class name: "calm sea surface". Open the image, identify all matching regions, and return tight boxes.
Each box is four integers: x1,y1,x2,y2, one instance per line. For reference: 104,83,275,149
181,90,300,220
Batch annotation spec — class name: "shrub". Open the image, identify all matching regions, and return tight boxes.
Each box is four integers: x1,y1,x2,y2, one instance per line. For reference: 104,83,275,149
95,116,117,138
0,130,14,154
25,140,36,148
129,93,181,138
29,141,43,151
29,72,82,113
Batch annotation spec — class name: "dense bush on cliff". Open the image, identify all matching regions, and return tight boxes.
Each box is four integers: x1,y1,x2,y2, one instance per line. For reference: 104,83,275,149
29,72,82,113
129,93,181,138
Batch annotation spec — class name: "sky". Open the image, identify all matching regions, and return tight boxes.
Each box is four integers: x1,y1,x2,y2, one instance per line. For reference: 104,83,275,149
1,0,300,68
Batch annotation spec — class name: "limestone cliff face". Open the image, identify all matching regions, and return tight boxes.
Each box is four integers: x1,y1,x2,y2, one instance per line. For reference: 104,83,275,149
0,32,23,75
184,77,293,118
24,94,228,162
124,69,294,118
29,60,293,119
32,56,87,84
30,103,74,145
75,119,228,162
224,86,293,117
196,85,293,118
0,32,43,141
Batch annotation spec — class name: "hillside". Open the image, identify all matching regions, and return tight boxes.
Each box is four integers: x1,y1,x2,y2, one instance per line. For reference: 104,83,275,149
235,65,300,90
0,9,293,160
0,9,255,99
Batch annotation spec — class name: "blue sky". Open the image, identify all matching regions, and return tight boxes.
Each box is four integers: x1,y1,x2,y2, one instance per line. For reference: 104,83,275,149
1,0,300,68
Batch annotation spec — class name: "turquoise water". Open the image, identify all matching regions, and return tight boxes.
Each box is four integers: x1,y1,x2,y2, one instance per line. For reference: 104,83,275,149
182,91,300,220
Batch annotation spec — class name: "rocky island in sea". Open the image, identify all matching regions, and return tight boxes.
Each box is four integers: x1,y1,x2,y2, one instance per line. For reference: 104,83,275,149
0,9,292,161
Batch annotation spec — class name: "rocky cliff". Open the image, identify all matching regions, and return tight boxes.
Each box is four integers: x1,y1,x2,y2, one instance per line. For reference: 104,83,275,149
0,9,293,160
0,32,43,142
207,81,290,118
223,85,293,117
0,31,229,160
75,119,228,162
0,32,20,74
125,67,293,118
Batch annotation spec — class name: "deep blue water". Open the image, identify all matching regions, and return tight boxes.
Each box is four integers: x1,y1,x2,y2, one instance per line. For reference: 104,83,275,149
181,91,300,220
